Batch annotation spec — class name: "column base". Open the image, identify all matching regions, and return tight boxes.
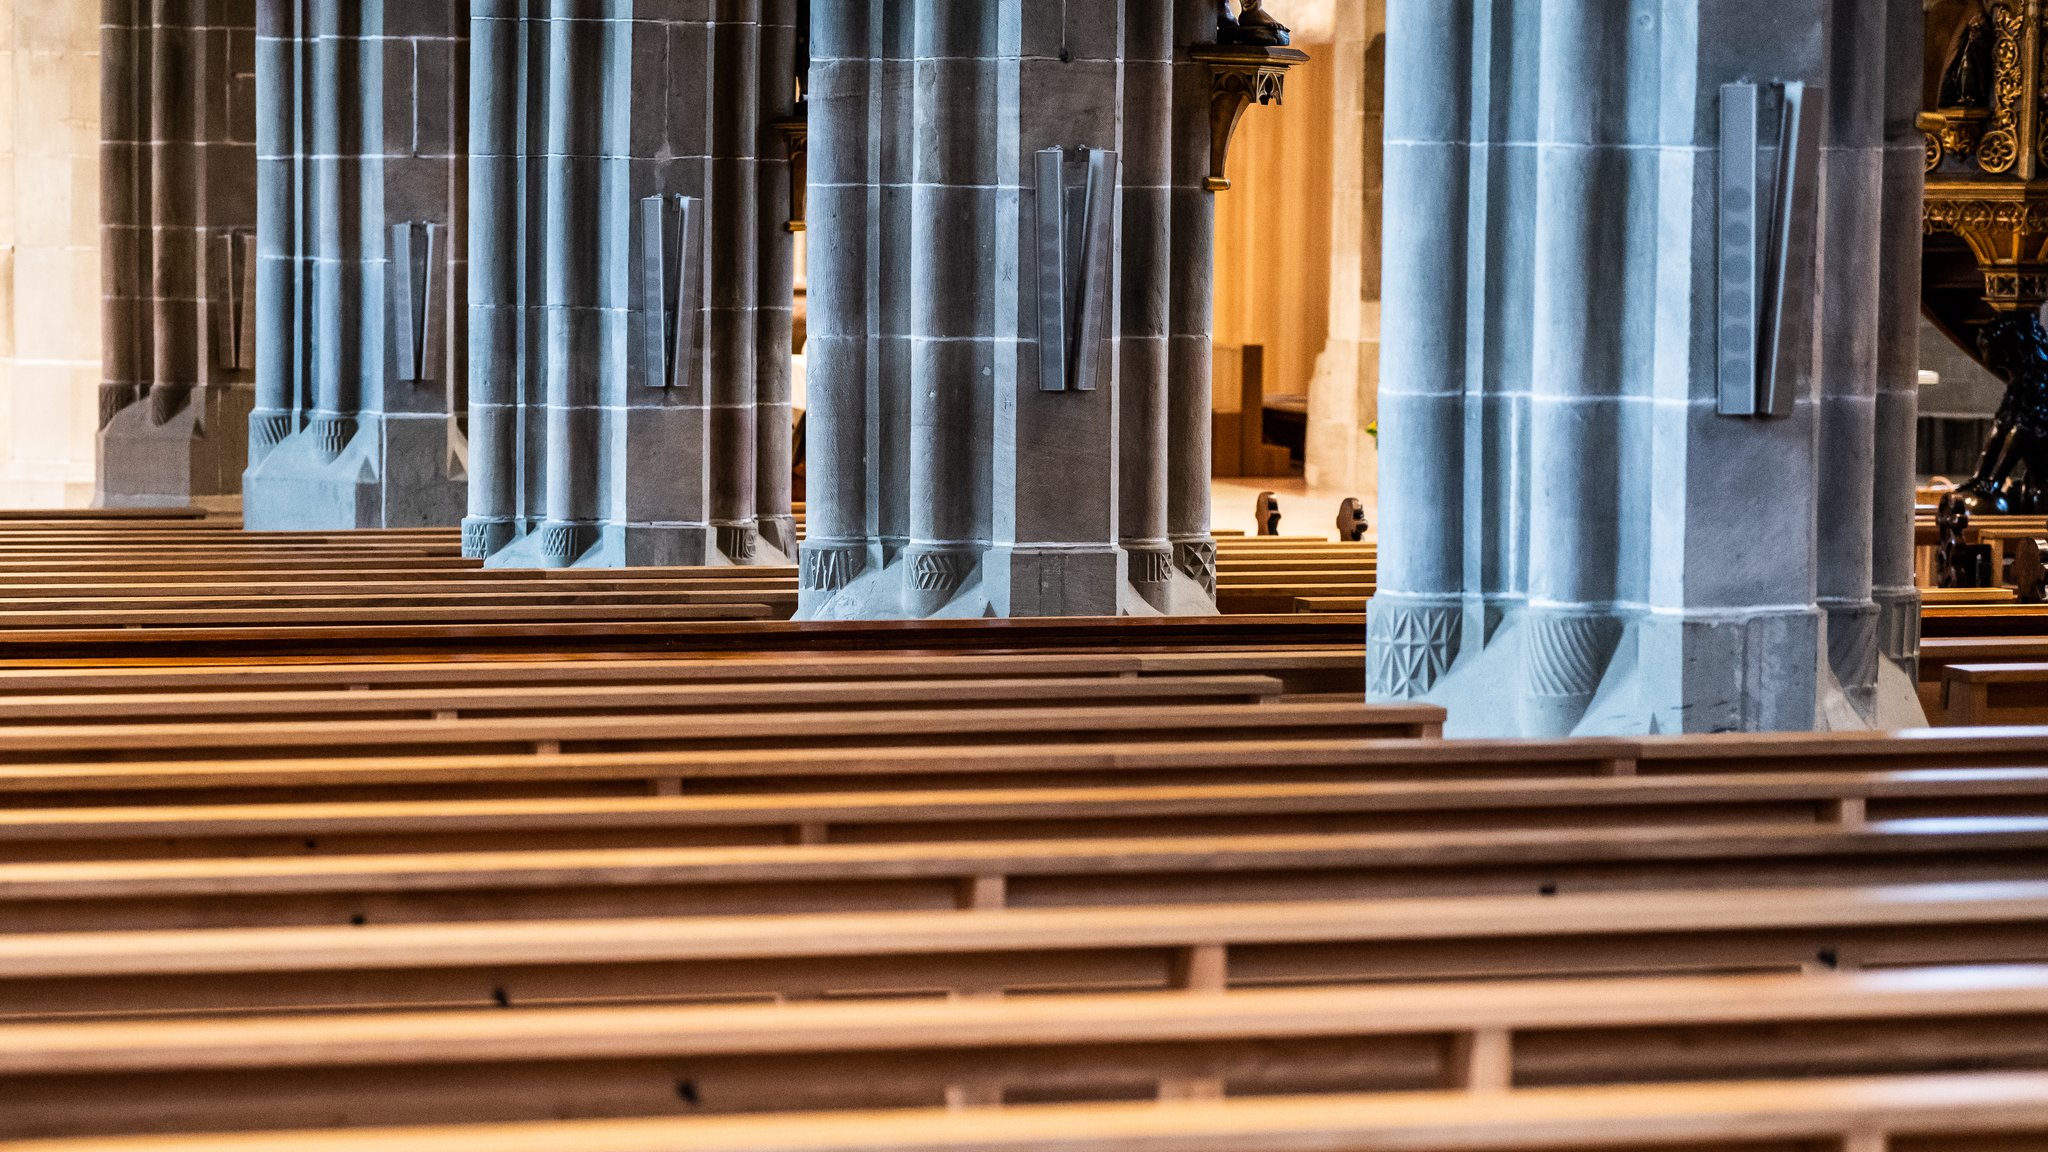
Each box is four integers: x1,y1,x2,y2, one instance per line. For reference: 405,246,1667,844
241,413,464,530
1395,600,1830,737
985,545,1124,618
98,385,254,508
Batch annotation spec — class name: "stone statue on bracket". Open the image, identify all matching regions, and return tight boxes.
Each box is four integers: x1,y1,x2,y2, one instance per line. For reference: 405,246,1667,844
1217,0,1291,46
1951,312,2048,514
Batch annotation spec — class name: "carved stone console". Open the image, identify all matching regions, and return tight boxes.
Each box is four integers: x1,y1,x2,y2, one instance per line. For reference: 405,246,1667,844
1188,44,1309,192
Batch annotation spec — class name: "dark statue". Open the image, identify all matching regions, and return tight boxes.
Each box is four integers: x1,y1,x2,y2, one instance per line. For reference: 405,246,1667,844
1218,0,1291,47
1952,312,2048,515
1939,14,1991,109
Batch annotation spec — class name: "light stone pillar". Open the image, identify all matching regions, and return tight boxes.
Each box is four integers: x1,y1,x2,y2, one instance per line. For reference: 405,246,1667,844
1869,0,1925,727
803,0,1227,620
0,3,101,509
462,0,798,570
1369,0,1923,735
98,1,255,509
242,2,468,531
1302,0,1382,499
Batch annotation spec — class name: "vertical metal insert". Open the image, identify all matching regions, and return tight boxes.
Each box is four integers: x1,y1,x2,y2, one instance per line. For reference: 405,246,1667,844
390,222,439,383
1033,147,1120,393
639,194,705,392
1719,82,1825,418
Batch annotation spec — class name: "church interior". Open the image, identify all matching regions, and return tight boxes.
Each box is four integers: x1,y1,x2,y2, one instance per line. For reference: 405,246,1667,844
0,0,2047,1148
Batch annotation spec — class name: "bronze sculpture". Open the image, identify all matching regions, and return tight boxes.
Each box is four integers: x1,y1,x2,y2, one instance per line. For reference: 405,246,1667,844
1218,0,1291,47
1951,312,2048,514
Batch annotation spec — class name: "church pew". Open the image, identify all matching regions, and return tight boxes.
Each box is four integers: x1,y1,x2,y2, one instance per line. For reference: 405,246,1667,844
0,648,1368,697
1217,583,1378,614
11,727,2048,810
2,880,2041,1019
22,1072,2037,1152
1293,595,1367,613
0,700,1437,765
0,674,1293,726
0,966,2042,1136
0,603,785,628
4,818,2042,932
0,509,208,522
0,765,2035,862
1937,663,2048,725
0,612,1368,660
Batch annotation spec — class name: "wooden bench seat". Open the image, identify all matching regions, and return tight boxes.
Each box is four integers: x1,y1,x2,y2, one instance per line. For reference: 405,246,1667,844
0,766,2036,861
1293,595,1367,613
11,728,2048,810
0,700,1436,764
2,880,2041,1019
0,966,2041,1136
0,612,1370,659
18,1071,2037,1152
0,648,1368,697
0,674,1292,726
2,817,2041,932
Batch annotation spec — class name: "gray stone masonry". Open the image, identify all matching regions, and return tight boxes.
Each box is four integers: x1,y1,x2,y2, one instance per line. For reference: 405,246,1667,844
462,0,799,569
1368,0,1925,735
241,1,469,530
99,1,259,509
800,0,1225,619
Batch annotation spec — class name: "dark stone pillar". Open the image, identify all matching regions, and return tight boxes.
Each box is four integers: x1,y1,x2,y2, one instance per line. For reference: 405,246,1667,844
98,0,258,509
463,0,798,569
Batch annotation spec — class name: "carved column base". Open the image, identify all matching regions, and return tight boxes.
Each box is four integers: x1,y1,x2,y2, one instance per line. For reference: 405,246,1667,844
1819,598,1882,724
716,524,761,565
1126,545,1174,612
1365,594,1462,702
901,547,978,617
537,521,599,569
1171,538,1218,599
461,517,518,561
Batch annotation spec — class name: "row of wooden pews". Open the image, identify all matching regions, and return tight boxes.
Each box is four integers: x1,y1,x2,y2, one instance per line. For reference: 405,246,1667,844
0,507,2040,1148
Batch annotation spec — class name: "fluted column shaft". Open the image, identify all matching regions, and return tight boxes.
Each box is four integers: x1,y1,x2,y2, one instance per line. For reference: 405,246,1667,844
756,0,800,559
1165,0,1217,604
1120,0,1175,610
1365,0,1473,701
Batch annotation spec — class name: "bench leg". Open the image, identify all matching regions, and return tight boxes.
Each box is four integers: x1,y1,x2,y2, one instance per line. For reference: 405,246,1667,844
1445,1028,1514,1092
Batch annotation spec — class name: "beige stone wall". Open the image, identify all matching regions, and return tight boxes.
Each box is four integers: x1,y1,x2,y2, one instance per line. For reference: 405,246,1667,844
0,1,99,508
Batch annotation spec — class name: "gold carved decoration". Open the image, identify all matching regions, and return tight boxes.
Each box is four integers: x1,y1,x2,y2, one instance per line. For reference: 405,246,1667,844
1923,0,2048,317
1189,44,1309,193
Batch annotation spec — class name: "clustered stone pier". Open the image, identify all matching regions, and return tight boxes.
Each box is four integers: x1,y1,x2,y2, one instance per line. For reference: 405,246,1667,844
463,0,800,568
1367,0,1926,735
241,2,469,531
798,0,1232,620
99,1,258,509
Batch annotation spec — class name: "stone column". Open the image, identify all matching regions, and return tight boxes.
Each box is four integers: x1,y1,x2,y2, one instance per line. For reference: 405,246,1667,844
1813,0,1886,724
242,2,468,530
98,0,256,509
1370,0,1914,736
985,4,1130,618
0,3,102,508
755,0,800,560
1302,0,1381,500
1118,0,1176,612
1870,0,1926,726
1165,0,1219,610
463,0,797,570
1364,0,1470,702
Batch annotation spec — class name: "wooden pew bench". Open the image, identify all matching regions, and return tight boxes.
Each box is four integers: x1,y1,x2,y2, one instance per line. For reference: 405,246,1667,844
0,700,1437,765
0,649,1369,698
1,880,2041,1019
3,816,2038,932
9,727,2048,810
0,674,1295,726
0,765,2038,862
1936,662,2048,725
18,1072,2037,1152
0,966,2041,1136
